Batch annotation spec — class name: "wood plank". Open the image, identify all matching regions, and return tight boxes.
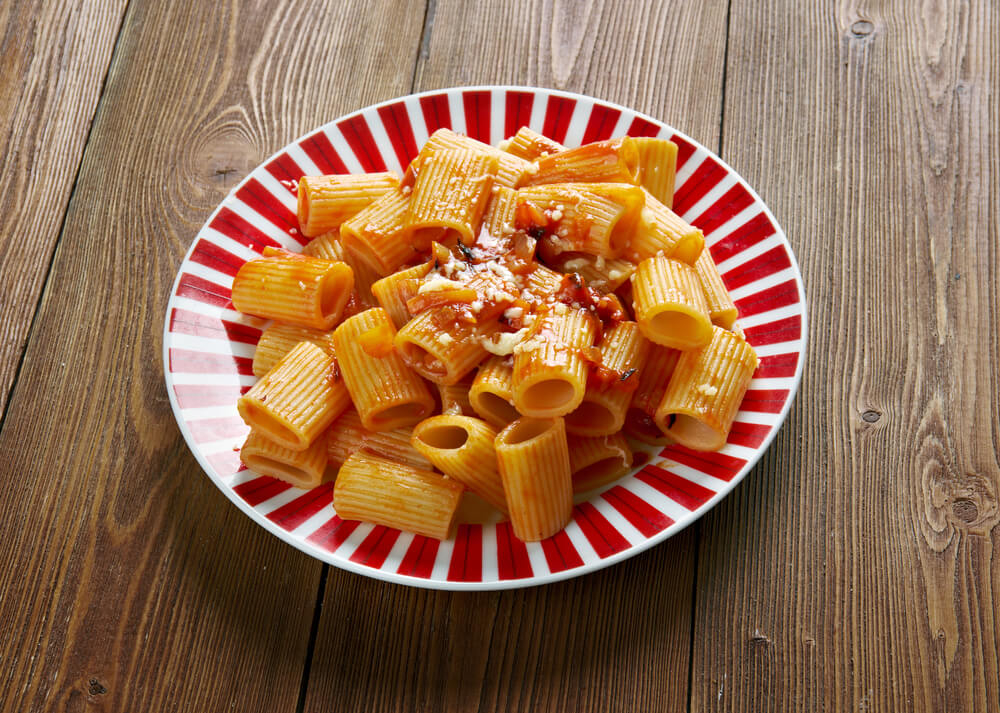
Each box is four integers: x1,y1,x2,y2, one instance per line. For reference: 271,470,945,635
691,1,1000,711
0,1,426,711
304,2,730,712
0,0,128,419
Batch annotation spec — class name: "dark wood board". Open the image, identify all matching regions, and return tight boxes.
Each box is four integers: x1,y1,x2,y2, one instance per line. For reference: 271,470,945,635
0,1,426,711
690,1,1000,711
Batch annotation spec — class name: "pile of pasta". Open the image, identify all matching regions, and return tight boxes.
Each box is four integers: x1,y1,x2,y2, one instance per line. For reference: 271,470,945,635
232,127,758,543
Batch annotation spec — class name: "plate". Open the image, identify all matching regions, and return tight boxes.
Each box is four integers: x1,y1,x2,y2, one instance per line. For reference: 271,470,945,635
163,86,806,590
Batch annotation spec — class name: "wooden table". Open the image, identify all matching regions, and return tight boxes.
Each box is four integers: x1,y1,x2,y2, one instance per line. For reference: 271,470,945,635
1,1,997,710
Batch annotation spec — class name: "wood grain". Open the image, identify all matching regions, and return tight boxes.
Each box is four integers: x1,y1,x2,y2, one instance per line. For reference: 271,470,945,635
0,0,426,711
691,1,1000,711
0,0,128,419
304,2,730,711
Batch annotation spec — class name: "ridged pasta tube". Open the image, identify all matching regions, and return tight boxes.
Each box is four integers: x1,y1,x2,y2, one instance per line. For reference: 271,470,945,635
237,341,351,450
495,417,572,541
333,452,464,540
411,415,507,512
655,326,758,451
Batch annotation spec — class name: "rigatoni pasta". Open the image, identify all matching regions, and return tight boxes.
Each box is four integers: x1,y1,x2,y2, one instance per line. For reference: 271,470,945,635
512,306,598,418
568,433,633,493
520,137,640,185
240,429,329,489
632,254,713,350
405,148,498,247
232,248,354,330
565,321,650,437
469,356,520,427
227,124,758,545
333,451,464,540
251,322,336,378
326,409,431,471
237,341,350,450
655,326,759,451
297,173,399,237
495,417,573,541
633,138,678,208
302,229,380,308
331,308,435,431
411,415,508,512
694,249,739,329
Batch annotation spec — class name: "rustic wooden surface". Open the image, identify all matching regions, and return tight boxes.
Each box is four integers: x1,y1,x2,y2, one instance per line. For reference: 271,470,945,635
0,0,128,419
0,1,996,712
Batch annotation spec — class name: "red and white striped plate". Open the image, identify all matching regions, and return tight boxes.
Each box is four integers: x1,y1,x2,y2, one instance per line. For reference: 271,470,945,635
163,87,806,590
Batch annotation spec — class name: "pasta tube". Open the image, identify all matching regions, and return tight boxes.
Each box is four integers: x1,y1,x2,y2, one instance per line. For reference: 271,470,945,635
565,322,650,437
237,341,351,450
628,189,704,264
624,344,681,444
633,255,713,350
694,249,739,329
303,229,379,308
549,252,635,292
521,137,640,185
633,138,678,208
333,451,463,540
512,306,598,418
495,417,573,541
411,415,507,512
394,308,494,385
568,433,633,493
516,183,644,258
437,377,475,416
331,308,435,431
231,249,353,330
405,149,498,248
297,173,399,237
252,323,336,378
326,409,431,471
371,262,432,328
420,128,533,188
503,127,565,161
469,356,520,427
655,326,759,451
240,429,329,489
340,188,418,275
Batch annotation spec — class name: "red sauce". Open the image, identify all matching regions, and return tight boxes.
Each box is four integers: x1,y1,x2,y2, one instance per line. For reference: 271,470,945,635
553,273,628,332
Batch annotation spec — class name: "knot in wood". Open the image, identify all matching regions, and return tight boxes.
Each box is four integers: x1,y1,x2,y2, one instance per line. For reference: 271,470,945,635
952,498,978,524
850,20,874,37
862,410,880,423
88,678,108,696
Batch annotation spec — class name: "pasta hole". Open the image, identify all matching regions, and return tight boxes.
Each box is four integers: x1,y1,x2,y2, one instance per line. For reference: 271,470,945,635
503,418,552,445
521,379,576,412
565,401,617,433
297,187,310,231
665,413,721,450
476,392,520,425
650,311,703,342
399,342,448,377
240,403,301,447
573,457,627,490
371,403,427,428
420,425,469,450
410,227,446,249
245,455,313,488
319,271,345,317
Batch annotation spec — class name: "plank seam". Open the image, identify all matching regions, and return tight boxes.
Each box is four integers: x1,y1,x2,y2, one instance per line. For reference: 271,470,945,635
410,0,436,88
295,564,329,713
687,2,734,711
0,0,133,437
